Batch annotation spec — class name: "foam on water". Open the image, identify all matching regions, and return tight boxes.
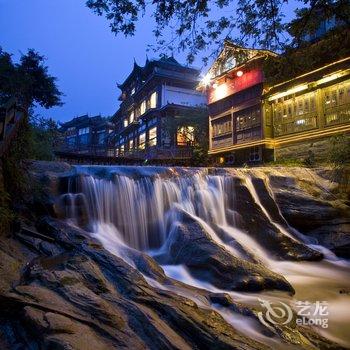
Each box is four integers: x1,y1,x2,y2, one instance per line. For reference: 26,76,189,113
59,165,350,347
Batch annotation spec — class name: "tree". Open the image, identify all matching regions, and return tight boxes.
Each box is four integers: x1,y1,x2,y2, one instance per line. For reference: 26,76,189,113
0,48,63,111
0,48,63,205
30,116,61,161
86,0,350,63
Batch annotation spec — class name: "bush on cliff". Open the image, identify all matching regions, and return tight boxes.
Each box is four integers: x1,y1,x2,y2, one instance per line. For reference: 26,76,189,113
0,48,63,232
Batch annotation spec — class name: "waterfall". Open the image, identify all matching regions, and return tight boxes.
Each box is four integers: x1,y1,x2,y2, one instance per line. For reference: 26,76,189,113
62,167,234,251
57,165,350,348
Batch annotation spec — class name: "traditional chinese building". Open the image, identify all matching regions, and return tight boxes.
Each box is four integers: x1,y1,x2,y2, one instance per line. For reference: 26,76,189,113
201,38,350,165
59,115,114,156
199,40,277,165
264,56,350,161
112,57,207,159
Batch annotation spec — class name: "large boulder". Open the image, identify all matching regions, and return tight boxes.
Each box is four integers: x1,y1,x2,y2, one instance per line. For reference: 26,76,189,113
232,178,323,261
0,218,271,350
307,219,350,258
154,209,294,293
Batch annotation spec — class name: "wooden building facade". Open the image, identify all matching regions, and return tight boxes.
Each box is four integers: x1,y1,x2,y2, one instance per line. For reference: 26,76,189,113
112,57,207,160
264,57,350,161
200,40,277,165
202,40,350,165
59,115,114,156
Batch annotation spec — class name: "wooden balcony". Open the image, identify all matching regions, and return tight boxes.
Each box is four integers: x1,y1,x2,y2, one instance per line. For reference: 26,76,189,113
325,103,350,126
274,114,318,137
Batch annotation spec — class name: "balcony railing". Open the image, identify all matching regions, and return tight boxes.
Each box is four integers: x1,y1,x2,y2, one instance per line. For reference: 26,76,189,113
325,103,350,126
121,145,193,159
274,114,318,137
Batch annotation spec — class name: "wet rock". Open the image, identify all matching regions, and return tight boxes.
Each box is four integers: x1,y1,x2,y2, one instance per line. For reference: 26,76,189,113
307,219,350,258
208,292,234,307
233,178,323,261
0,220,271,350
155,209,294,293
265,172,350,258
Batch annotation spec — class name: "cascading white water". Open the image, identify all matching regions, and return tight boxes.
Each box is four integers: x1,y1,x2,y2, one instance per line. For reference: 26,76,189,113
60,165,350,348
68,168,233,251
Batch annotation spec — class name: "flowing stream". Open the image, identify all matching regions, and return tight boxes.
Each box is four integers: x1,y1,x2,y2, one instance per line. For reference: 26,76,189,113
59,165,350,348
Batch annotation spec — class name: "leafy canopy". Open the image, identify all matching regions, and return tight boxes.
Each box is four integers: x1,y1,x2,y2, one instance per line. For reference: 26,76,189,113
86,0,350,63
0,48,63,109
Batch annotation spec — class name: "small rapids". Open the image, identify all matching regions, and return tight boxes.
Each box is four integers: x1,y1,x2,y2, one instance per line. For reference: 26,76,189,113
58,165,350,348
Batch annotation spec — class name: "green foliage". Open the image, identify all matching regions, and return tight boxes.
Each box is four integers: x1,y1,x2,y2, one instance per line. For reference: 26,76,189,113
265,158,306,167
0,48,63,231
0,48,63,109
0,185,14,235
30,115,61,161
327,135,350,199
288,1,350,46
86,0,350,63
2,116,33,201
264,28,350,85
328,134,350,167
163,108,209,166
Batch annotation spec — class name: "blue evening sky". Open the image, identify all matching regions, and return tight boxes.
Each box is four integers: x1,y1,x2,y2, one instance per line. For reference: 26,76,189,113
0,0,297,123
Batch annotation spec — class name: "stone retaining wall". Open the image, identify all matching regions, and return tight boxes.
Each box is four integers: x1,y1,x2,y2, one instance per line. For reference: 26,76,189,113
275,133,350,162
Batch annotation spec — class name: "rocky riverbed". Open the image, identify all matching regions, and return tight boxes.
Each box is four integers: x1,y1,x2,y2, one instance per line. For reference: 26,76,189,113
0,161,349,349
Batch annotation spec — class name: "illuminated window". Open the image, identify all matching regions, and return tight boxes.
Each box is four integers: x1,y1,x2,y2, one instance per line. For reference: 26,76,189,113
326,113,338,124
149,127,157,146
150,92,157,109
139,132,146,149
129,111,134,123
120,144,124,153
212,116,232,137
140,101,146,115
129,139,134,149
131,87,135,95
177,126,195,145
272,92,318,136
124,118,128,127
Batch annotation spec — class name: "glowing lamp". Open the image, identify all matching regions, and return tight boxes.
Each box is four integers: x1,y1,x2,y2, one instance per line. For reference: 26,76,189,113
236,70,243,77
213,82,218,89
201,73,212,86
214,83,228,100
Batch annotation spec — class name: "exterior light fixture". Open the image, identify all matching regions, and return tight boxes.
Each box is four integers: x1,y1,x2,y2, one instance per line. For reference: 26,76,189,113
201,73,212,87
268,84,308,101
317,72,343,86
236,70,243,77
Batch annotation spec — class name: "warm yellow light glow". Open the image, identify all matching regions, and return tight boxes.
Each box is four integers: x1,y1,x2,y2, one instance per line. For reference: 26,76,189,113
201,73,212,86
209,124,350,154
236,70,243,77
317,72,343,86
214,83,228,100
219,157,225,164
268,84,308,101
213,82,218,89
